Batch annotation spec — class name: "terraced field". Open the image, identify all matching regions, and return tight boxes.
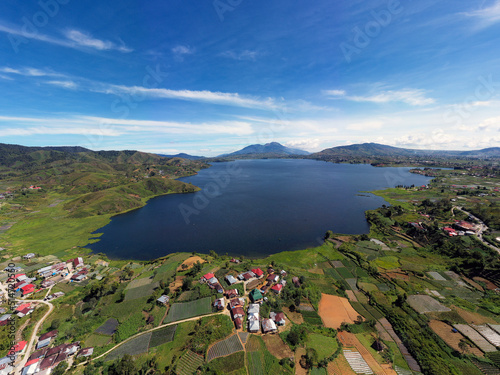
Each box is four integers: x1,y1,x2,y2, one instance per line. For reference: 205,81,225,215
207,334,244,361
176,350,204,375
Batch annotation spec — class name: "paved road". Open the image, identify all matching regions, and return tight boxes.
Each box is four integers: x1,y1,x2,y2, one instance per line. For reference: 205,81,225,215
13,298,54,375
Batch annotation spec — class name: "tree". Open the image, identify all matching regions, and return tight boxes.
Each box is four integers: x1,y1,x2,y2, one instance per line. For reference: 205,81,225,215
458,339,469,354
52,362,68,375
108,354,137,375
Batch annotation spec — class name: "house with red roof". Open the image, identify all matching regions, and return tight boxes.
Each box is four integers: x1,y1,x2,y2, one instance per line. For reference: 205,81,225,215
9,340,27,355
251,268,264,278
271,284,283,294
201,273,214,282
21,284,35,296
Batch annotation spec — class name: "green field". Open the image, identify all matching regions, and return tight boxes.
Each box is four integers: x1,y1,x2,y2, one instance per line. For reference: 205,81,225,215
105,332,152,362
149,325,177,348
175,350,204,375
124,281,159,301
306,333,338,361
165,297,212,323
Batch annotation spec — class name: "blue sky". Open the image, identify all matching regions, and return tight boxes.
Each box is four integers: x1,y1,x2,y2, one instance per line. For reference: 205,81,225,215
0,0,499,156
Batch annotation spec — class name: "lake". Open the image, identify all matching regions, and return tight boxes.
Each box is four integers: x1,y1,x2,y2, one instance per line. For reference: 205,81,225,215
89,159,432,259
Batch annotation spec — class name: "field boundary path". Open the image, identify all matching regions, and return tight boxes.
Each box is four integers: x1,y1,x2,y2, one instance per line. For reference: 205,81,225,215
89,312,222,363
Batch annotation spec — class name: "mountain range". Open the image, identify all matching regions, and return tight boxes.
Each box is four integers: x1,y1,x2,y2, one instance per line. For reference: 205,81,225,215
310,143,500,158
218,142,310,157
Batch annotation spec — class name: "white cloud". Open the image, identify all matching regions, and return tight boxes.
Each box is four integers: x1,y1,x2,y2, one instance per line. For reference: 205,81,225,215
346,120,384,131
65,30,132,52
463,0,500,26
0,23,132,53
94,84,278,110
324,87,435,106
322,89,346,97
0,66,63,78
220,50,259,61
285,139,321,151
351,89,434,106
172,45,194,55
0,115,254,137
45,80,78,89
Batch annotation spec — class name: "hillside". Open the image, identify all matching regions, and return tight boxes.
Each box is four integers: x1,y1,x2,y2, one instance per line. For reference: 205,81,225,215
0,142,207,217
310,143,500,165
219,142,309,158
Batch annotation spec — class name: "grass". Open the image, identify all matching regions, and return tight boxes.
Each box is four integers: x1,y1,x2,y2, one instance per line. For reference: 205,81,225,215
164,297,212,323
84,333,112,348
306,333,338,361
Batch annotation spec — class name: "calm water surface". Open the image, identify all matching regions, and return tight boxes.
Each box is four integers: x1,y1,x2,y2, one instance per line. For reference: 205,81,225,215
89,159,432,259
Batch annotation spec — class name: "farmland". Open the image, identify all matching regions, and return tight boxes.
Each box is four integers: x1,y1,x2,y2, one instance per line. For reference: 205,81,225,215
206,334,244,361
164,297,212,323
149,325,177,348
318,294,361,328
175,350,204,375
105,332,152,361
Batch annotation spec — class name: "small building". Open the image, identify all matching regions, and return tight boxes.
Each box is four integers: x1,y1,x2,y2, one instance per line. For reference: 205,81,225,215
270,312,286,326
225,275,238,285
230,298,245,309
230,258,240,264
64,342,80,356
261,318,277,334
0,356,15,375
251,268,264,278
231,306,244,320
266,274,279,283
214,298,225,311
213,283,224,294
249,289,263,303
23,253,36,260
39,330,58,342
28,348,47,362
234,317,243,330
39,355,57,372
157,295,170,305
280,270,287,277
21,284,36,296
22,358,40,375
248,303,260,314
9,341,27,355
271,284,283,294
226,289,239,299
292,277,301,287
0,314,12,327
241,272,254,281
77,347,94,358
201,273,215,283
248,320,260,333
36,338,52,350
